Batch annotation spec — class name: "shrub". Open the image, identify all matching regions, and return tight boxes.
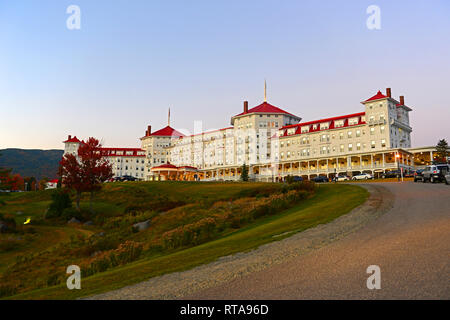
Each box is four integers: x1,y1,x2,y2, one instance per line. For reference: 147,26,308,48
46,273,61,287
62,207,84,221
46,191,72,218
0,240,21,251
83,241,143,276
0,285,17,298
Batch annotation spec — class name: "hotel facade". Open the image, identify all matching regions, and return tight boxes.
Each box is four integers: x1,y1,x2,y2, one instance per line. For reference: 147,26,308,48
64,87,440,182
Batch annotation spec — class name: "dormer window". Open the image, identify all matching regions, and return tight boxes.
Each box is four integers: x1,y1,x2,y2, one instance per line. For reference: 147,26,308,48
320,122,330,130
301,126,309,133
312,124,318,130
335,120,344,128
348,117,359,125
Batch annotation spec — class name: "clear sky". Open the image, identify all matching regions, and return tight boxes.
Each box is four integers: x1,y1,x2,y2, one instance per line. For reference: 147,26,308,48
1,0,449,150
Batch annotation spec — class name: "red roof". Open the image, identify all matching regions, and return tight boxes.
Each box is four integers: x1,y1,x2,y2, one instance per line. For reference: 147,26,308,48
63,136,81,143
48,179,59,183
280,112,366,136
233,102,298,118
151,163,178,170
364,91,387,103
148,126,185,137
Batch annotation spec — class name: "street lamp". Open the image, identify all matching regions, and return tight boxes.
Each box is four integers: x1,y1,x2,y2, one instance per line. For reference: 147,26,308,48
395,153,403,182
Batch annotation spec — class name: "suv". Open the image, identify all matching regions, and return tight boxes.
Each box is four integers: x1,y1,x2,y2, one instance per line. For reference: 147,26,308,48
422,164,449,183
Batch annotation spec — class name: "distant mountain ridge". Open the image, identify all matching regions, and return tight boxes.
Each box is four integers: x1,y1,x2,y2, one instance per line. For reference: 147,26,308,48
0,148,64,180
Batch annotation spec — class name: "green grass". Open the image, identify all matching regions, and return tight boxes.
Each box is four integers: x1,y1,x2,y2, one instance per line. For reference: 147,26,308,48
5,183,368,300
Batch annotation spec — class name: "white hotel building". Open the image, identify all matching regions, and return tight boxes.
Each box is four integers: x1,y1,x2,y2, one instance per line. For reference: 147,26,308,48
64,87,439,182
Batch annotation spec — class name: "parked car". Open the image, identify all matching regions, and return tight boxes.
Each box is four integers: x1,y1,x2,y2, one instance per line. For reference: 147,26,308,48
381,170,401,179
312,176,329,183
116,175,138,182
335,175,350,182
403,170,415,178
422,164,449,183
352,173,373,180
413,169,425,182
292,176,303,182
445,172,450,185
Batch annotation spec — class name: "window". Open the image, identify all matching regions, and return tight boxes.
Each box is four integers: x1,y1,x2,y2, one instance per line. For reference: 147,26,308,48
348,143,353,151
335,120,344,128
340,145,344,152
320,122,330,130
347,131,352,138
370,127,375,135
380,126,385,134
339,132,344,140
356,130,361,137
371,141,376,149
357,142,361,151
349,117,359,125
381,139,386,147
301,126,309,133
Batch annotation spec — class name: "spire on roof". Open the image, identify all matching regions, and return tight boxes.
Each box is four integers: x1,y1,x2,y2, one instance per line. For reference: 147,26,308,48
168,108,171,126
264,80,267,102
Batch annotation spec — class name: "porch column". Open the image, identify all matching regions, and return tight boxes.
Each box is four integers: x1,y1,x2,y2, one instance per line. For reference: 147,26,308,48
371,154,374,168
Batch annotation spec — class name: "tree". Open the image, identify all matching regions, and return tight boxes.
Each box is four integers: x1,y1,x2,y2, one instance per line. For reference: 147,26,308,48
46,190,72,218
24,177,37,191
39,177,49,191
59,137,113,212
240,163,249,182
59,154,84,209
8,174,24,191
435,139,449,163
0,152,12,191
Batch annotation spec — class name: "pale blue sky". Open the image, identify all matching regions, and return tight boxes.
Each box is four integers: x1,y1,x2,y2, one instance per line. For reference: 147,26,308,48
1,0,449,149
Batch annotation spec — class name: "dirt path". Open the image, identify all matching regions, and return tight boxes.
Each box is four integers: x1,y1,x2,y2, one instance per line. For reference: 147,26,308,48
186,182,450,299
88,184,392,300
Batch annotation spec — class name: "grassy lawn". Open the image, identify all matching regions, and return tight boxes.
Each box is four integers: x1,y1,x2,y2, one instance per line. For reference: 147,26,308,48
4,183,368,300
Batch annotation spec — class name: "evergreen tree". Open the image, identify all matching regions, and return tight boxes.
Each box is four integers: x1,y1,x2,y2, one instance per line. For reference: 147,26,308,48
435,139,449,163
241,163,249,182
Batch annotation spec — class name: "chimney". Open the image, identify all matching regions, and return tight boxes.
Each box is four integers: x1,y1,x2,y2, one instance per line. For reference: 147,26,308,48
147,125,151,135
386,88,391,98
400,96,405,105
68,135,71,140
244,101,248,113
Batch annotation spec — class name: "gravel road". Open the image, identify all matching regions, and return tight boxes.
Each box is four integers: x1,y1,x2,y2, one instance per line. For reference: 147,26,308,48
88,183,395,300
186,182,450,299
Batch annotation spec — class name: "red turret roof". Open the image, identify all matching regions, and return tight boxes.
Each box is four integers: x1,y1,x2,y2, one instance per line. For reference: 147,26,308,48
63,136,81,143
364,91,387,103
147,126,185,137
233,102,298,118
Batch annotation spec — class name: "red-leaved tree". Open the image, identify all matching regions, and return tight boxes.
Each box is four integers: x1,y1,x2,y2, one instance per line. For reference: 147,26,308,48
59,137,113,211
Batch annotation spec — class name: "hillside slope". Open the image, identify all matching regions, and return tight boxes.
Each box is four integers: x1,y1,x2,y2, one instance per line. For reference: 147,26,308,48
0,149,63,180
